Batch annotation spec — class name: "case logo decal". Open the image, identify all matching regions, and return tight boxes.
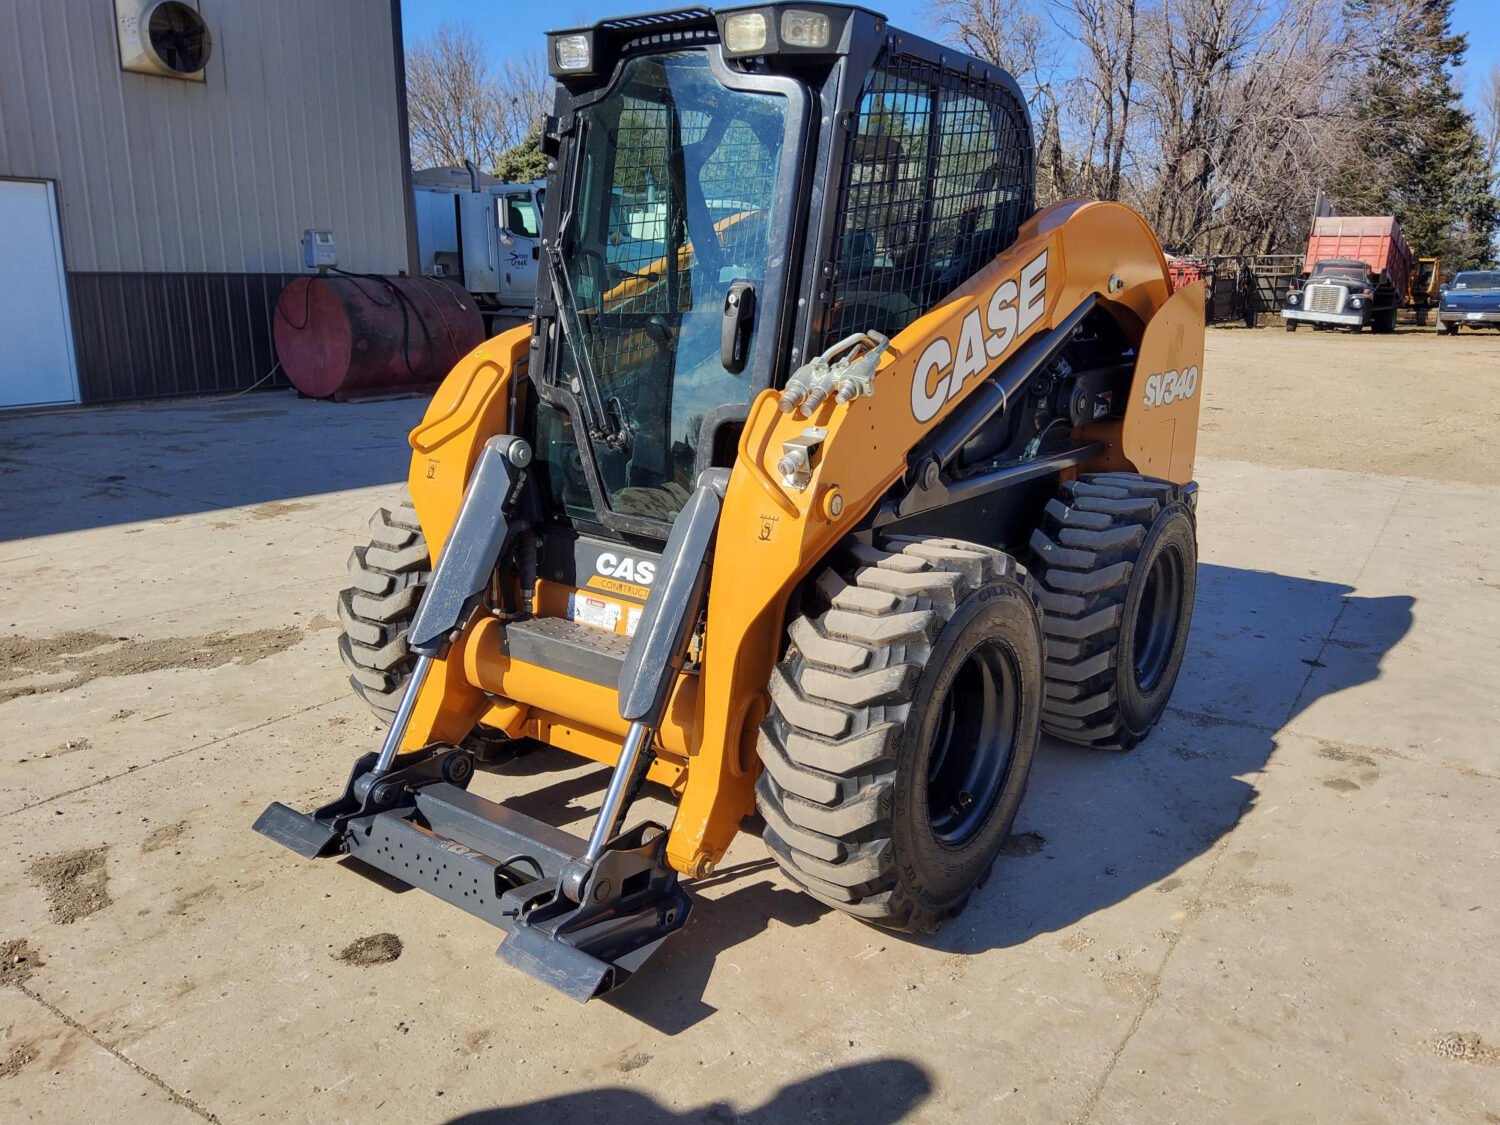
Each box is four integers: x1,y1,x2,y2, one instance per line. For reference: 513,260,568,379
911,250,1050,423
595,552,656,586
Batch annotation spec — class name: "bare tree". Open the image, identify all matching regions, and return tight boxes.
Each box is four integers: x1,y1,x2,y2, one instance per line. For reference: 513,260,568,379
928,0,1372,254
405,26,552,173
1055,0,1139,202
406,25,505,170
497,52,552,152
929,0,1140,204
1137,0,1363,254
1211,1,1365,254
1482,62,1500,188
928,0,1055,101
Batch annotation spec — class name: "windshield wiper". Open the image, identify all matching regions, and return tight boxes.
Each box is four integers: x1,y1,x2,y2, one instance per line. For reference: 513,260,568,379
547,117,630,451
546,246,629,451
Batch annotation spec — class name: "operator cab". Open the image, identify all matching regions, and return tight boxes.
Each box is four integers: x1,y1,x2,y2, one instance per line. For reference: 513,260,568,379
530,4,1034,541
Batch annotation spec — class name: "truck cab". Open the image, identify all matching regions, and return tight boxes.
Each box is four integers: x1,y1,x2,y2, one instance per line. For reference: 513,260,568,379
413,173,546,327
1283,259,1397,333
496,183,545,306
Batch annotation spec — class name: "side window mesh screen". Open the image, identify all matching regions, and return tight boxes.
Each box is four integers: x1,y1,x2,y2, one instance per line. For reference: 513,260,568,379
822,54,1034,351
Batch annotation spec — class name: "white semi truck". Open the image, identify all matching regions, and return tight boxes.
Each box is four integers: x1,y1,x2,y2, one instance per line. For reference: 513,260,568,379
412,165,544,330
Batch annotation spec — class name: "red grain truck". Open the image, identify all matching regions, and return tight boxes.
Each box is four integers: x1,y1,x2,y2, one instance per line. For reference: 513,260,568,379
1281,215,1412,334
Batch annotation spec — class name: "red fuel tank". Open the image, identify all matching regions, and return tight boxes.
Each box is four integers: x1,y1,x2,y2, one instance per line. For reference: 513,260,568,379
273,275,484,399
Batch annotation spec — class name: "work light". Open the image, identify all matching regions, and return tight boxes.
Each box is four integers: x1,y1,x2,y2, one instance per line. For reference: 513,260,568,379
718,5,852,58
723,12,769,53
780,10,831,48
554,34,592,72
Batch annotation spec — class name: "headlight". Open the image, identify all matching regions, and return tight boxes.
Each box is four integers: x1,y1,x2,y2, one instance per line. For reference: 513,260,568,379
1348,297,1363,309
553,33,592,72
723,11,769,53
781,9,831,47
1287,293,1300,305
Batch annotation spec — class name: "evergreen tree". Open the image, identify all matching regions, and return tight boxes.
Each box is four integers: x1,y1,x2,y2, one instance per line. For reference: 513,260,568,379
1335,0,1498,268
491,126,549,184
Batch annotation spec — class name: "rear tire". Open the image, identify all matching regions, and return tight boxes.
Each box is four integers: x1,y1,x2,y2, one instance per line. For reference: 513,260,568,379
756,536,1043,933
1030,474,1197,751
1441,322,1459,335
338,496,431,718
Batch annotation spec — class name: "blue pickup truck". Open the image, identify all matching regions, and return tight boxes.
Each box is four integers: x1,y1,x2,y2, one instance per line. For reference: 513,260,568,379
1437,271,1500,334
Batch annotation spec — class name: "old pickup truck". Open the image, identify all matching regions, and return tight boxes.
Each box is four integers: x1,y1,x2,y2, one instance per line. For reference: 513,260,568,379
1437,270,1500,334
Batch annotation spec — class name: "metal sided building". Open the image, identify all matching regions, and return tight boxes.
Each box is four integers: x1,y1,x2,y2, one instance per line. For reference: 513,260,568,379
0,0,417,409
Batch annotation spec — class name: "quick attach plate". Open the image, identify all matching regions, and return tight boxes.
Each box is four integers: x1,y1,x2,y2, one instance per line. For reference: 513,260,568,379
257,748,693,1001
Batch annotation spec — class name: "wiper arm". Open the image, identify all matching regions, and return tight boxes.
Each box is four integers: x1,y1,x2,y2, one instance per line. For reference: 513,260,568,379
545,115,629,451
546,246,628,451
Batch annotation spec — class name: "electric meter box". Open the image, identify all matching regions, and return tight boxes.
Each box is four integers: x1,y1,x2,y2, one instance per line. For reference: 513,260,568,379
301,229,337,271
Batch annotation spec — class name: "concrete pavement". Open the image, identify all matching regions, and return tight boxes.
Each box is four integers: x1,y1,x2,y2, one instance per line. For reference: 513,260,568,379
1,387,1496,1123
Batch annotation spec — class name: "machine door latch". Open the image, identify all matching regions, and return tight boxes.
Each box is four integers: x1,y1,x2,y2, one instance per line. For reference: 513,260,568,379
721,281,756,374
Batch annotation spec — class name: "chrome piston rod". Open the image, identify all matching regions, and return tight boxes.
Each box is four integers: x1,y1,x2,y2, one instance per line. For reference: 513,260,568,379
372,654,434,775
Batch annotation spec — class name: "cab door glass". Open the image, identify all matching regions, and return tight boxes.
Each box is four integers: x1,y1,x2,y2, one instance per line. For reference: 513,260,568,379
505,194,541,238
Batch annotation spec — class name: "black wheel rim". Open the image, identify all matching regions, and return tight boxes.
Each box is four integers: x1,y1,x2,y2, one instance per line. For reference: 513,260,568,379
1132,545,1184,693
926,642,1020,848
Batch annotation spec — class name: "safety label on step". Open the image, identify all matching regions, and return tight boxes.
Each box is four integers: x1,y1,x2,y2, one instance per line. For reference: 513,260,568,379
568,592,621,632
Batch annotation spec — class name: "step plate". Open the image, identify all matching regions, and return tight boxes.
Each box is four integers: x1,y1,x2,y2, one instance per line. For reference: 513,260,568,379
501,615,630,688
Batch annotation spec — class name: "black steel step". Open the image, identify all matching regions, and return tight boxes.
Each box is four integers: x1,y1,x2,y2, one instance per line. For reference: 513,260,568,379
501,615,630,688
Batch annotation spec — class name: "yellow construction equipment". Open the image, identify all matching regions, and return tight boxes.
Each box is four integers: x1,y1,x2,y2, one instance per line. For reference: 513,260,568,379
257,3,1205,1001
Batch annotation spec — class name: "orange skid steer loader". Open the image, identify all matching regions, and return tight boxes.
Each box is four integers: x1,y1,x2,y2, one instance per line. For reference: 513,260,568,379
256,3,1205,1001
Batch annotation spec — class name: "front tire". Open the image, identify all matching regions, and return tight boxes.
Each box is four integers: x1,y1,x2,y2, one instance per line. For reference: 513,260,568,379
1285,320,1298,332
756,536,1044,933
337,496,431,717
1030,474,1197,750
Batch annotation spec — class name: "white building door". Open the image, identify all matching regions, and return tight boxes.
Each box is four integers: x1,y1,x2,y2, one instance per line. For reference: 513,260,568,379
0,180,79,409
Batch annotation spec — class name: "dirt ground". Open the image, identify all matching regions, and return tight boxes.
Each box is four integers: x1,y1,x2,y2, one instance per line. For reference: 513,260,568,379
1,325,1498,1123
1199,324,1500,485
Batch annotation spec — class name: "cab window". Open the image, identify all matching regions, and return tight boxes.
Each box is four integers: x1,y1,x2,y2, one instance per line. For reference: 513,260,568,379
505,194,540,238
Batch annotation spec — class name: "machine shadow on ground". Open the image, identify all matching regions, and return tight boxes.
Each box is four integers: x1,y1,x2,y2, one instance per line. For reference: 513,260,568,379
0,392,423,541
478,563,1412,1032
917,562,1412,957
443,1056,932,1124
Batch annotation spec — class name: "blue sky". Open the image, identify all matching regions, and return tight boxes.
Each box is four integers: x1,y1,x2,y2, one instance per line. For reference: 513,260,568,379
402,0,1500,105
